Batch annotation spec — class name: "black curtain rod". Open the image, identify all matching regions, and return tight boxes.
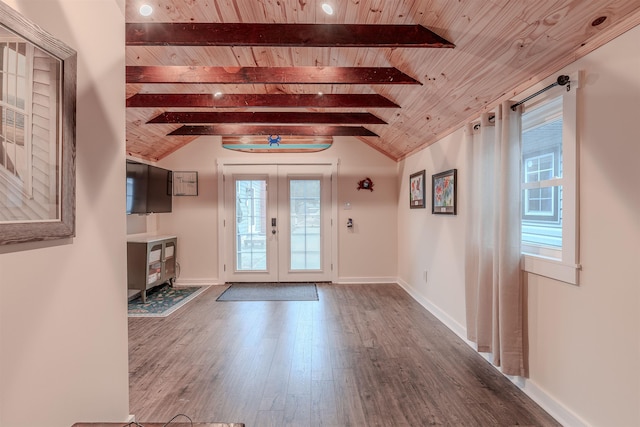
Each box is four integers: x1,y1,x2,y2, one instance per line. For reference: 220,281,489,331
511,75,570,111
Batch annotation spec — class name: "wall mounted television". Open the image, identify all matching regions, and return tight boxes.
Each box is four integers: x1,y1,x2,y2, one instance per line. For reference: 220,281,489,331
126,160,173,214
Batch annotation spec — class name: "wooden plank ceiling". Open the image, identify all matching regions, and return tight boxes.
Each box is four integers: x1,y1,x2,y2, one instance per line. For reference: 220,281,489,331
125,0,640,162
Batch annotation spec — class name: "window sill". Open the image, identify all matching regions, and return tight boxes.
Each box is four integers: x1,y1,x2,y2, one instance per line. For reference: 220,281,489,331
521,254,580,285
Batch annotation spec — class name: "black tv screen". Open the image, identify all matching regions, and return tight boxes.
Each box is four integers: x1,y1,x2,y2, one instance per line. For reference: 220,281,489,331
126,160,172,214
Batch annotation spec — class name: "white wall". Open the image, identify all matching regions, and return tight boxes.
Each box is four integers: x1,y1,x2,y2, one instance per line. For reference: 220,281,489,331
396,130,468,335
398,25,640,427
151,136,398,284
525,24,640,427
0,1,129,426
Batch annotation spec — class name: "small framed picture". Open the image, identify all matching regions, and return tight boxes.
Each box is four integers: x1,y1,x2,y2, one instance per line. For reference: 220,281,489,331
432,169,457,215
173,171,198,196
409,170,426,209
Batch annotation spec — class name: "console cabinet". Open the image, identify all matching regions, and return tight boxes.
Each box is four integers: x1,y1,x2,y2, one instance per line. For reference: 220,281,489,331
127,235,177,302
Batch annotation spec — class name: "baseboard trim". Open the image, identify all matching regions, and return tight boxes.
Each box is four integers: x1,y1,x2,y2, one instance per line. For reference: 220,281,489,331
175,278,224,286
518,380,589,427
177,278,398,285
397,278,468,342
396,278,586,427
334,276,397,284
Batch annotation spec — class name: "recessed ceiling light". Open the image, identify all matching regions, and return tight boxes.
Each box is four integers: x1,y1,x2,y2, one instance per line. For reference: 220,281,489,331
139,4,153,17
321,3,334,15
317,91,324,97
213,91,223,99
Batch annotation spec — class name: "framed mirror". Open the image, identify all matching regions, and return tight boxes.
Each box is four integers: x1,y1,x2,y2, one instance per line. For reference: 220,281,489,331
0,2,76,245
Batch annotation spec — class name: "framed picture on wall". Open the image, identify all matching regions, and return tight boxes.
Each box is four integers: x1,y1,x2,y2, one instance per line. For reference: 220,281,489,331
409,170,426,209
432,169,457,215
0,2,77,245
173,171,198,196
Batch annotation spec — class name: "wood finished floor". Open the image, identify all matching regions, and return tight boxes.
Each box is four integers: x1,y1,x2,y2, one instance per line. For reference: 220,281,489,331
129,283,560,426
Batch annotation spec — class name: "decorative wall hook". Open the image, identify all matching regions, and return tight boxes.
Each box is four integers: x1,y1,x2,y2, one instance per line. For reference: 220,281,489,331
357,177,374,191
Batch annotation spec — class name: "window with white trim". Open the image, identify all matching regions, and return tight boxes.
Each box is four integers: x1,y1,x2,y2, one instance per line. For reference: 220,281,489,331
521,96,562,251
520,73,580,284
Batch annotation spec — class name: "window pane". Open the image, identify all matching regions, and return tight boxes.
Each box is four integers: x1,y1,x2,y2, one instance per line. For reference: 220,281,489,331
0,43,5,71
16,76,25,108
523,124,562,176
522,96,563,249
17,45,26,74
5,110,14,140
527,197,540,213
7,75,16,106
7,43,16,74
539,157,553,178
525,153,555,183
0,42,28,178
522,185,562,248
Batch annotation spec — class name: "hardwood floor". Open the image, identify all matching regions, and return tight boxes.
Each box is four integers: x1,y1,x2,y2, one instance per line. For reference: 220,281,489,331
129,283,560,426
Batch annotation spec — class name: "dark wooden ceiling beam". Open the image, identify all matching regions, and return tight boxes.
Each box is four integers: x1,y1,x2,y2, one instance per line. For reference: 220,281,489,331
168,125,378,137
126,66,422,85
126,93,401,108
148,111,386,125
126,23,455,48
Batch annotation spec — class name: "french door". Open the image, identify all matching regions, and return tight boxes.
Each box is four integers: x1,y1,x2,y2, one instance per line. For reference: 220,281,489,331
221,164,333,282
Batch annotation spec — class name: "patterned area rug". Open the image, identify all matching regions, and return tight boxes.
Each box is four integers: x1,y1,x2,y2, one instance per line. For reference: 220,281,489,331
128,284,207,317
216,282,318,301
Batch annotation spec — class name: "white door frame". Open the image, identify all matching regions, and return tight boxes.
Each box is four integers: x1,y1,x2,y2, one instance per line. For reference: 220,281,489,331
217,159,338,283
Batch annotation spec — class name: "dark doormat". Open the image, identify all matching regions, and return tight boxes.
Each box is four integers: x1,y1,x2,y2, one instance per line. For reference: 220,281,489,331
216,282,319,301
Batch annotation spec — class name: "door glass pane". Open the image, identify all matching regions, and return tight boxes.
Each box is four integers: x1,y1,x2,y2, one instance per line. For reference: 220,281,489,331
236,179,267,271
290,179,321,270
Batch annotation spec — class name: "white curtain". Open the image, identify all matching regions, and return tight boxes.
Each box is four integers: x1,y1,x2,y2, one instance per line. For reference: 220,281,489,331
464,101,525,377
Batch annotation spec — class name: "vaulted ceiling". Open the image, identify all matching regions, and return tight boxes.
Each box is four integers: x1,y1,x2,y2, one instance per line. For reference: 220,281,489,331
125,0,640,162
